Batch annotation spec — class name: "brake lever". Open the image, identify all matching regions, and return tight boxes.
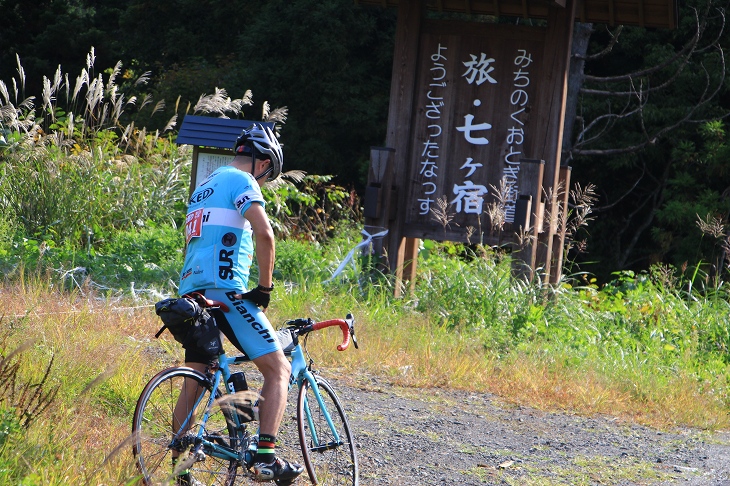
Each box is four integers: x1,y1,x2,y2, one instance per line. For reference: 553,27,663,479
345,313,359,349
285,317,310,328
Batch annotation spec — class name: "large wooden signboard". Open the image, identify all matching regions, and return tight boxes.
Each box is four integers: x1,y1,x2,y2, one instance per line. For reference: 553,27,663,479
404,20,546,244
366,0,577,289
361,0,676,289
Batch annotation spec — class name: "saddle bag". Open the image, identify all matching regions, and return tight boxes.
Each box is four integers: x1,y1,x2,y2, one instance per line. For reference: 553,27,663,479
154,297,224,356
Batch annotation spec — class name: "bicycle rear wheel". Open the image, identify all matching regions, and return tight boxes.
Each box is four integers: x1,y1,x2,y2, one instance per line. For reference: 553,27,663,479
132,367,244,485
297,376,358,485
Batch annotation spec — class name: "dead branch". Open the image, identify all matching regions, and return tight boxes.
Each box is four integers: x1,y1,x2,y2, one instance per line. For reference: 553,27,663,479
593,165,646,213
574,45,727,157
580,25,623,62
583,6,705,85
574,89,643,148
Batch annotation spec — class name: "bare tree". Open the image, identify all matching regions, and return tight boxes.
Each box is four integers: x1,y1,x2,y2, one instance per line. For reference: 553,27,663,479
560,0,729,271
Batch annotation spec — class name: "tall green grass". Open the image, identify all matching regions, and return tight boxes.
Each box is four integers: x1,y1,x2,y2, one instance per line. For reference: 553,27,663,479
0,51,361,297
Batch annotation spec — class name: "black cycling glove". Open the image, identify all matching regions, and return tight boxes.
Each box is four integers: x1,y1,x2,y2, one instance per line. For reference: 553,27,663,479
238,287,270,309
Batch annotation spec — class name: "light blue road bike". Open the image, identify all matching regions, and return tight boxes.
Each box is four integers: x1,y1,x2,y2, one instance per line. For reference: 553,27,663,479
131,300,359,486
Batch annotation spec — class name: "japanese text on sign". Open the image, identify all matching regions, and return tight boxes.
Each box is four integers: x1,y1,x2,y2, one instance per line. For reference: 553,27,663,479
418,44,448,215
450,50,496,215
502,49,533,223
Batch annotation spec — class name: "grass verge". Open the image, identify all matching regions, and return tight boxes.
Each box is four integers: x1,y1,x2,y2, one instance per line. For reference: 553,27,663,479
1,260,729,483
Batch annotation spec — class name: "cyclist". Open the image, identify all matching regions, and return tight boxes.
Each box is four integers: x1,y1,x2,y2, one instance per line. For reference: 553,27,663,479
175,123,303,484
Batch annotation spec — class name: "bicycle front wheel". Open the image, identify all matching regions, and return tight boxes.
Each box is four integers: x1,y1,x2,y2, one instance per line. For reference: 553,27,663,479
132,367,242,486
297,376,358,485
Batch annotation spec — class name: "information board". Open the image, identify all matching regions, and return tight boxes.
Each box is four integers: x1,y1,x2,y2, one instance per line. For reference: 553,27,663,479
195,151,234,187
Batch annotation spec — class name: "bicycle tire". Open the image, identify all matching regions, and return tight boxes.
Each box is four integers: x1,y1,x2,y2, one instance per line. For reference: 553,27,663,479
297,376,358,485
132,367,245,486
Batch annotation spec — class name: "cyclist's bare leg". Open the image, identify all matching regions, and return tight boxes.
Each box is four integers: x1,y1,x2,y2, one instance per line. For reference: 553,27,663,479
170,362,208,462
252,349,291,436
251,349,304,481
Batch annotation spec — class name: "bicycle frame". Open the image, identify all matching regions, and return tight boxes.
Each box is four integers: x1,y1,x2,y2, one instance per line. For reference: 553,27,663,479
178,341,341,465
174,353,245,464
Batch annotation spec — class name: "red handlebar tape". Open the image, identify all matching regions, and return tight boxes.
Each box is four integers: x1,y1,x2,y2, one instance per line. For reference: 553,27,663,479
311,319,351,351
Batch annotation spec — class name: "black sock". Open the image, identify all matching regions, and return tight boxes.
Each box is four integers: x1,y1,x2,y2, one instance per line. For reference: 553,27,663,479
172,457,192,484
254,433,276,464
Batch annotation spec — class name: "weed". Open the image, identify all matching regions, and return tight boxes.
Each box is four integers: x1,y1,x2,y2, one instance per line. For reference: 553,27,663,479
0,338,57,429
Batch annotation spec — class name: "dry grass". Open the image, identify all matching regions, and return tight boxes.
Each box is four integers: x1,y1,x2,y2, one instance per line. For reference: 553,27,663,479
1,281,169,484
299,308,729,431
483,354,729,430
1,279,728,483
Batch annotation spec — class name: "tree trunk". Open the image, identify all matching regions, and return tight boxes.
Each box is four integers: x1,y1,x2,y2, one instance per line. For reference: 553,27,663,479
561,22,593,163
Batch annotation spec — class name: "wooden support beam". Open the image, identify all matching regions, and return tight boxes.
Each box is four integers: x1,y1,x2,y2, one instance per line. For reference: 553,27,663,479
396,237,420,297
510,158,545,278
533,0,576,284
384,0,424,295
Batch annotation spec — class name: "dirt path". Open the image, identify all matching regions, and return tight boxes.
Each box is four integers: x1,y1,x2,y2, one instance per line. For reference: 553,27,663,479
328,375,730,485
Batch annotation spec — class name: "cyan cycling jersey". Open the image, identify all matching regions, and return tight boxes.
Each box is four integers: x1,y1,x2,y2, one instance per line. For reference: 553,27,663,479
179,165,265,295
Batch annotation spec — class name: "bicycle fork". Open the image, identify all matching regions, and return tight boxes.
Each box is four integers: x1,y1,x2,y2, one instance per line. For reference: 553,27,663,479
292,346,343,452
302,384,343,452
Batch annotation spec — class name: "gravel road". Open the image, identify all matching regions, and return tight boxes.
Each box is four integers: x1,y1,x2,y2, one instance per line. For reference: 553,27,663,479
326,375,730,485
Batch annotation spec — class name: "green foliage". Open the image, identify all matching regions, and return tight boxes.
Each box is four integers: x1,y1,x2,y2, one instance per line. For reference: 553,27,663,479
650,120,730,273
264,174,360,240
0,142,189,249
275,238,327,283
0,408,21,448
0,211,18,258
415,243,535,350
0,0,396,191
3,0,730,277
0,1,124,99
0,51,373,297
229,0,396,190
91,224,185,292
568,0,730,279
405,242,730,407
0,407,23,486
542,266,730,392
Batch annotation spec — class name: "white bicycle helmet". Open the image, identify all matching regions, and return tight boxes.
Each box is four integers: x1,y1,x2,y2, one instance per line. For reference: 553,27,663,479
233,123,283,181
